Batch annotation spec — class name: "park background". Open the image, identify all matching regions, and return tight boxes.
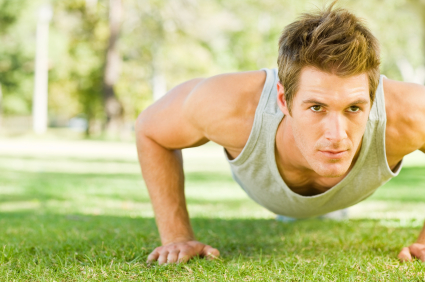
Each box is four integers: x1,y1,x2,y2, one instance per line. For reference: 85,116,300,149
1,0,425,280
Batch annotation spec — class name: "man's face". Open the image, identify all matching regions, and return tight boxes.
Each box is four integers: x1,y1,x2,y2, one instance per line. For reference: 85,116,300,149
278,67,371,178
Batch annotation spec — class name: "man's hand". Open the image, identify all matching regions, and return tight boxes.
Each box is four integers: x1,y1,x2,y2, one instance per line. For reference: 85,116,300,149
147,241,220,265
398,243,425,262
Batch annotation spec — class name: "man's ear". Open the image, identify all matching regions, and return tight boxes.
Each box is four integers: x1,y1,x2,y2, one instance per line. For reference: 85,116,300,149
277,81,290,116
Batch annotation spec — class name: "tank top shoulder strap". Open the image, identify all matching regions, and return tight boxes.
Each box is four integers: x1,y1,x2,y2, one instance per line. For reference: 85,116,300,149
227,68,280,165
369,75,386,122
262,69,282,116
370,74,403,176
258,68,280,116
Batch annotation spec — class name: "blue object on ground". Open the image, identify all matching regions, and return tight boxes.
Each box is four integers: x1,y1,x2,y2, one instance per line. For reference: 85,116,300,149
276,208,349,222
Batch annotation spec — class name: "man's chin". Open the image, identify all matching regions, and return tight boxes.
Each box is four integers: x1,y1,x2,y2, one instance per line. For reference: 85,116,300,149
312,163,350,178
319,171,346,178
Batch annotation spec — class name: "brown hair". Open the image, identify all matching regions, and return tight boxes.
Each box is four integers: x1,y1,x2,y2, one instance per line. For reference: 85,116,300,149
277,1,380,114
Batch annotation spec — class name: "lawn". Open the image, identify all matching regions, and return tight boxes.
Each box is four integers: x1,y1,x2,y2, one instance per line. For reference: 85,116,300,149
0,139,424,281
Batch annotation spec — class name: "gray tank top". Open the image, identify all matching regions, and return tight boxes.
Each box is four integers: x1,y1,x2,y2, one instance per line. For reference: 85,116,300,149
225,68,403,218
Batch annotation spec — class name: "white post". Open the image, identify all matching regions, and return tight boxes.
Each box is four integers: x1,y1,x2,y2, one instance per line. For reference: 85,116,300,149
32,4,52,134
153,72,166,101
152,47,166,101
397,59,425,84
0,83,2,129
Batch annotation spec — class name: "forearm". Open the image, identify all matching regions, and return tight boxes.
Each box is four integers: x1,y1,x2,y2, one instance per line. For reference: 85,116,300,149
417,221,425,244
137,135,194,245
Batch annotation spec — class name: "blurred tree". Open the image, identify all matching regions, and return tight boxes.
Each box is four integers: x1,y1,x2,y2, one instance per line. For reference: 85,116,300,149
346,0,423,82
103,0,124,135
51,0,125,136
52,0,109,136
397,0,425,84
2,0,425,137
0,0,21,31
0,0,33,116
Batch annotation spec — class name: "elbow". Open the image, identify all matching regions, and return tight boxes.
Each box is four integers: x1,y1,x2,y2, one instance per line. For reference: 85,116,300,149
135,111,151,143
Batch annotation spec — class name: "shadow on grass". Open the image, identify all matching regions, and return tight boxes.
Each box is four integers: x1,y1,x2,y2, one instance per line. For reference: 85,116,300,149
0,212,420,265
0,169,236,204
2,166,425,205
371,166,425,202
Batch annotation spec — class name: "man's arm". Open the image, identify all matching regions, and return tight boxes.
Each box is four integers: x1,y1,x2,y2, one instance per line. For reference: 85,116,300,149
135,70,265,264
399,147,425,262
135,78,219,264
398,222,425,262
385,79,425,262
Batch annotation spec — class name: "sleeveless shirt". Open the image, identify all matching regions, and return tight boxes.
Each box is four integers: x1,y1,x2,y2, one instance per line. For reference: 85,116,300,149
225,68,403,218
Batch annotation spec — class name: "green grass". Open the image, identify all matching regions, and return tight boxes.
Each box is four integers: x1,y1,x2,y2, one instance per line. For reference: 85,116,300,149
0,150,425,280
370,167,425,202
1,213,424,280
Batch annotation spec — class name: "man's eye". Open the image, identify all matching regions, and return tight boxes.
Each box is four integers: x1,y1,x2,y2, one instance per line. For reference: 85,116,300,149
310,105,323,112
348,106,360,112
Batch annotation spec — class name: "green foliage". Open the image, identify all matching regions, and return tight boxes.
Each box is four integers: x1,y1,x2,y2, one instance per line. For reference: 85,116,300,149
1,0,425,131
0,0,23,33
0,0,33,115
49,0,109,130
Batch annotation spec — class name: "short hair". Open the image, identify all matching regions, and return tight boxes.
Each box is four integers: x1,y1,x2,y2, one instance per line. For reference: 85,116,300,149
277,1,380,114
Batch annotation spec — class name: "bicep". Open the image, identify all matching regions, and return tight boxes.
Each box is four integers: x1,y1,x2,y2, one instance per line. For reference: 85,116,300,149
135,78,209,150
385,79,425,154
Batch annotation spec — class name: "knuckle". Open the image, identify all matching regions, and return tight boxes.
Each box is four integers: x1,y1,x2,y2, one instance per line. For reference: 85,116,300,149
158,249,169,255
180,248,192,254
169,244,179,251
167,256,178,262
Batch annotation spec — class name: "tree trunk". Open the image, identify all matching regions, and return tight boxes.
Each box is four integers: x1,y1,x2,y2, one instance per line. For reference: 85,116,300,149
103,0,123,136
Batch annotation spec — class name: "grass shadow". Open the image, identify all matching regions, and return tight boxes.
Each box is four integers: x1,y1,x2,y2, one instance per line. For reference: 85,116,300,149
0,212,419,262
1,212,424,280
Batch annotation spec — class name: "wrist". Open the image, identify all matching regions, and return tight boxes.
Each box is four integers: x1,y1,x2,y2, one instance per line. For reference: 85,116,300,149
416,222,425,244
416,239,425,245
162,234,195,246
162,237,195,246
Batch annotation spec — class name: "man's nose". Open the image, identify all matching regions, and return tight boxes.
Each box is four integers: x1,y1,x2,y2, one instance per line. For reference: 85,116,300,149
324,113,348,142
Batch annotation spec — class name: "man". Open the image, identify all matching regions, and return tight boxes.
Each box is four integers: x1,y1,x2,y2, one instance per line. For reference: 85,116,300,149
136,3,425,265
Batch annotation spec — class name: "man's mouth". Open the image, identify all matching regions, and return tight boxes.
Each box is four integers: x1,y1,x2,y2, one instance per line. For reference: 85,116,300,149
319,150,348,158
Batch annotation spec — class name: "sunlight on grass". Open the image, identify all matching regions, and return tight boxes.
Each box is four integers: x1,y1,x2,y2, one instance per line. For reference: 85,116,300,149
0,139,424,280
0,140,424,221
0,201,41,212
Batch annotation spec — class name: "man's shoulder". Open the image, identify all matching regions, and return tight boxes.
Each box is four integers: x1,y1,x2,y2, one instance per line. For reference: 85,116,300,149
383,78,425,161
186,70,266,108
183,70,267,150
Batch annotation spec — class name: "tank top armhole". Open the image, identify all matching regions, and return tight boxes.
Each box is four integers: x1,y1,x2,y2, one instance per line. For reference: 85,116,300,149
225,68,277,165
375,74,405,177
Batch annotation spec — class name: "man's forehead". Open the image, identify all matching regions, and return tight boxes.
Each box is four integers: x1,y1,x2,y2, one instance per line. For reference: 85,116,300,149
297,67,370,99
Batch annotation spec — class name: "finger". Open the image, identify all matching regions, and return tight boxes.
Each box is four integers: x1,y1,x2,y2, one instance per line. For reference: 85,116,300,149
167,250,179,264
409,243,425,262
201,245,220,260
147,249,160,263
177,251,192,263
158,250,169,265
398,247,412,262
